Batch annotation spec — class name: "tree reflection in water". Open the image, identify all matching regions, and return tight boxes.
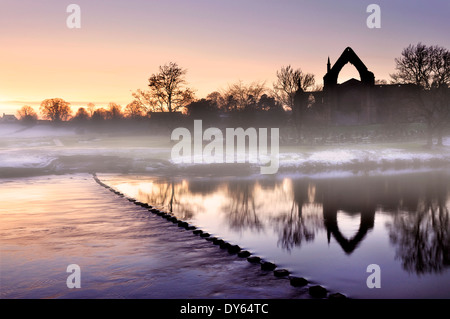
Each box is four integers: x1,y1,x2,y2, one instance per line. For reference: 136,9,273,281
221,181,264,232
221,174,449,275
138,179,197,220
386,176,450,275
119,172,450,276
272,183,324,251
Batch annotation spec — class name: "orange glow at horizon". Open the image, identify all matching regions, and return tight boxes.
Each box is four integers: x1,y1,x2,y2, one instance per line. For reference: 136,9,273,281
1,0,448,116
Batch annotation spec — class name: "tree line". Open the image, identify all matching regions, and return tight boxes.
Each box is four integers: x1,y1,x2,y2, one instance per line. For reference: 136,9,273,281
16,61,317,124
13,43,450,146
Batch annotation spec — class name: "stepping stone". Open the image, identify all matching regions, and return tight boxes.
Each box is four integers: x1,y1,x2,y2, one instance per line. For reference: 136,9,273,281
309,285,327,298
219,242,231,249
193,230,203,235
261,261,277,271
274,269,290,277
247,256,261,263
237,251,251,258
290,277,308,287
178,221,188,228
227,245,241,254
200,233,210,238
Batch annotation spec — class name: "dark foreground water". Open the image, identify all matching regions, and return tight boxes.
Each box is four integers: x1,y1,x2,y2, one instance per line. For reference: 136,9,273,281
101,170,450,299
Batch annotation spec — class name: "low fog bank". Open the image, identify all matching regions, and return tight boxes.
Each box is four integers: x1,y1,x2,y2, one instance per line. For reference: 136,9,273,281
1,123,450,179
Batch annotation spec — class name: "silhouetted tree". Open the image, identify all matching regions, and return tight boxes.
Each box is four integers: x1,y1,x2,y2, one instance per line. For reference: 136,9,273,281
252,94,285,126
391,43,450,146
257,94,282,112
206,91,225,110
273,65,315,111
134,62,195,113
40,98,72,122
16,105,38,124
131,89,157,113
222,80,266,112
86,103,96,117
106,102,123,120
91,108,108,122
224,94,239,112
187,98,218,122
391,44,449,89
72,107,90,122
124,100,146,119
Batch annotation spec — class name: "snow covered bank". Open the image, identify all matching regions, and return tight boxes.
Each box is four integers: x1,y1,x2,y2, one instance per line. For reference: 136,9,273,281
170,142,450,176
1,123,449,178
276,147,450,171
0,123,78,138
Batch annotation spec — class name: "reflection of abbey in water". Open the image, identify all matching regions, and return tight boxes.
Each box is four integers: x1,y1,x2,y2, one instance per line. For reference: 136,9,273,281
134,173,449,275
287,179,379,255
288,174,450,274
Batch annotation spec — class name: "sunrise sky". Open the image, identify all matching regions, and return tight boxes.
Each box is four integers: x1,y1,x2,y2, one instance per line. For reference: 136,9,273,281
1,0,449,115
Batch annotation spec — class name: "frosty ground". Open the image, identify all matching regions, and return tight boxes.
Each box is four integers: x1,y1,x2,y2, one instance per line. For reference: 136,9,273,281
1,123,449,178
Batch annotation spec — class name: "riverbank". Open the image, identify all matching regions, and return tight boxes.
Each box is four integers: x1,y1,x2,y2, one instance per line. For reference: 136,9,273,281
1,123,449,178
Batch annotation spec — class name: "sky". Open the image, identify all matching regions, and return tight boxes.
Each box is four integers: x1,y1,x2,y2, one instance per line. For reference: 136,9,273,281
0,0,449,115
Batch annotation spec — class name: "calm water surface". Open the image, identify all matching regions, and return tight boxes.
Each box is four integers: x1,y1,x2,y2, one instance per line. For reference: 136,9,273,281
1,174,306,299
102,170,450,298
